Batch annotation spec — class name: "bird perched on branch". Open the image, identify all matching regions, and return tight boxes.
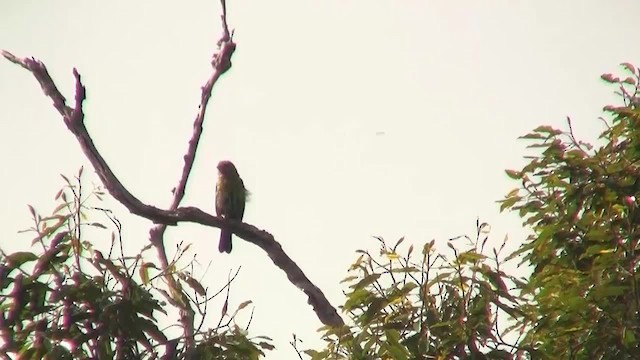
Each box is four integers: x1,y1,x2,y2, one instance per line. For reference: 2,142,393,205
215,160,247,253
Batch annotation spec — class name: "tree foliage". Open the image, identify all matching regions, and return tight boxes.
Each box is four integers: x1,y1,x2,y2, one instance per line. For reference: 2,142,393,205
309,64,640,360
0,170,271,359
500,63,640,358
3,63,640,359
307,223,522,360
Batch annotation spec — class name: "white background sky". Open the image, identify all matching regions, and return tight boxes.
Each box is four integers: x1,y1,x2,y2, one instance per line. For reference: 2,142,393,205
2,1,640,358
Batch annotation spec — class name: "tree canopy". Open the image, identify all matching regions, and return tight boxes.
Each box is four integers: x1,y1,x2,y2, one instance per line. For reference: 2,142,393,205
1,2,639,357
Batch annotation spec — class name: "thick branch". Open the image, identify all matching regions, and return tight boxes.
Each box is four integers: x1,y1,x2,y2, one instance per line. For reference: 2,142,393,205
2,51,345,328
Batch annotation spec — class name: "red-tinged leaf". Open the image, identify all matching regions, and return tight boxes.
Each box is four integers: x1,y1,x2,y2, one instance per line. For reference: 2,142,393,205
533,125,562,135
87,222,107,229
78,166,83,178
601,73,616,82
39,217,67,240
485,350,512,359
60,174,71,186
40,214,68,222
184,275,206,296
54,188,64,200
621,62,636,74
6,252,38,267
237,300,252,311
140,318,168,343
526,142,553,149
505,169,521,179
27,205,36,218
221,299,228,316
258,342,275,350
519,132,546,140
622,76,636,85
52,202,70,215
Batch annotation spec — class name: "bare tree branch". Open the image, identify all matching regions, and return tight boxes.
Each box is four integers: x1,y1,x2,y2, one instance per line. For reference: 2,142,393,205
2,30,345,333
145,1,237,354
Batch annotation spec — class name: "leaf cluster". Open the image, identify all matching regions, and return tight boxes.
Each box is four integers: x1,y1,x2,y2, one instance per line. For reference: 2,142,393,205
499,63,640,358
0,170,271,359
309,221,525,360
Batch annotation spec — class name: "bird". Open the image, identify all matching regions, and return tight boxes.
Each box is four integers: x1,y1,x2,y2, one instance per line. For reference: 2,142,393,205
215,160,247,253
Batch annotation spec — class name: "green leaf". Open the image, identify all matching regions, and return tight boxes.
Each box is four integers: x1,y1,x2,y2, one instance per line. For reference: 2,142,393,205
139,263,151,286
382,330,408,360
426,272,451,288
343,288,372,311
350,274,380,290
623,327,637,347
457,251,486,264
340,275,359,284
499,195,520,212
588,285,627,301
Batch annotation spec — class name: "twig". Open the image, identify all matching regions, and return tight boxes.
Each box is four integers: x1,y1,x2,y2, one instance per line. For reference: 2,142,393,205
145,1,237,352
566,116,587,153
290,334,305,360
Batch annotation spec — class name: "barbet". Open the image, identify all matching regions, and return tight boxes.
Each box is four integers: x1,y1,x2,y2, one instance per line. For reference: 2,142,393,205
215,160,247,253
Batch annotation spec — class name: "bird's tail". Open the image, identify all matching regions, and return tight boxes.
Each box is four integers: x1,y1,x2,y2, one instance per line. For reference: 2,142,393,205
218,230,232,253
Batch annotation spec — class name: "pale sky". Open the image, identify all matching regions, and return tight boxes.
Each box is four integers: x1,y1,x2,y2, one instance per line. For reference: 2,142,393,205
2,1,640,358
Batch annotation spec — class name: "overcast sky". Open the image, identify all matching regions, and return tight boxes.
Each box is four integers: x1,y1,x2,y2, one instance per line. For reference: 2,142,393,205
2,1,640,358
